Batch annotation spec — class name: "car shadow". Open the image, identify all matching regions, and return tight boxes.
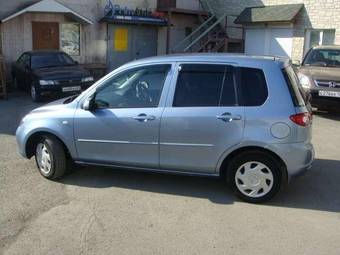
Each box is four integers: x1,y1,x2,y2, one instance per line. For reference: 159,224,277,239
313,110,340,121
61,158,340,213
62,166,234,205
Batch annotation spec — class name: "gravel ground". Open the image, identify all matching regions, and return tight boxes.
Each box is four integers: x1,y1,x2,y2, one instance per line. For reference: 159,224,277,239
1,92,340,255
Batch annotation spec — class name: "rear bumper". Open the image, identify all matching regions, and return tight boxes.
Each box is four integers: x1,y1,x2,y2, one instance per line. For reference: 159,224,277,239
267,141,315,181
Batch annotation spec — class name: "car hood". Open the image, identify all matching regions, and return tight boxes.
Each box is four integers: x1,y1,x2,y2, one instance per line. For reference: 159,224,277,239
299,66,340,81
30,97,77,114
33,65,90,80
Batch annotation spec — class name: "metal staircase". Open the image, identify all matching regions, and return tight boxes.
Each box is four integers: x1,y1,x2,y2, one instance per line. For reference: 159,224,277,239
172,0,228,53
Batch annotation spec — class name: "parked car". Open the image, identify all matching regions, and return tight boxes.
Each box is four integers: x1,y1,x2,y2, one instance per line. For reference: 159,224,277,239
297,45,340,112
12,50,94,102
16,54,314,203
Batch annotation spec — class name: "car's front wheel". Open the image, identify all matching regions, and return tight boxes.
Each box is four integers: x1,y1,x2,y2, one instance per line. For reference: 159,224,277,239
227,151,282,203
31,84,42,102
34,135,67,180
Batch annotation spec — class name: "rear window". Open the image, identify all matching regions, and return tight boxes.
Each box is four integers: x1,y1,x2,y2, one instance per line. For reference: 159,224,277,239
282,66,306,107
239,67,268,106
173,64,236,107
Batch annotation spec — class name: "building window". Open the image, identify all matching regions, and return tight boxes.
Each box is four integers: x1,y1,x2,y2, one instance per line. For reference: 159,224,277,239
61,23,80,56
305,29,335,53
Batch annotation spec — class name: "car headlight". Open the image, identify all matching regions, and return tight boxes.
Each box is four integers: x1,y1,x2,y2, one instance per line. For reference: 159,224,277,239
39,80,55,85
297,73,311,90
82,76,94,83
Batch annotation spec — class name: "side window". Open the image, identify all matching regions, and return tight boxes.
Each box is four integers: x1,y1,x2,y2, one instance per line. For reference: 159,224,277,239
17,54,30,68
94,65,170,109
173,64,236,107
282,66,306,107
239,67,268,106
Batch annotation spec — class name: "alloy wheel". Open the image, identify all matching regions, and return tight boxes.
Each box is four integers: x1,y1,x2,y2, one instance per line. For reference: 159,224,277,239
31,85,37,101
36,143,52,174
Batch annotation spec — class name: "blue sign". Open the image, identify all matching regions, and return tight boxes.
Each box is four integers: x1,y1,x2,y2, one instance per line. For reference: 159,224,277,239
103,0,167,26
104,0,152,18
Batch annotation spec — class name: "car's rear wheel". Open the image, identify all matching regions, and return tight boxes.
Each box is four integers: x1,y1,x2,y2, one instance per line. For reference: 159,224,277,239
31,84,42,102
34,135,66,180
227,151,282,203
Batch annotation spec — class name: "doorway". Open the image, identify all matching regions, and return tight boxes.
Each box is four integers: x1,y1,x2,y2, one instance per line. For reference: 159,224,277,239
32,22,60,50
107,24,158,71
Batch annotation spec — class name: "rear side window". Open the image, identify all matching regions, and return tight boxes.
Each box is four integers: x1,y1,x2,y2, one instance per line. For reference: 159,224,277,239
282,66,306,107
239,67,268,106
173,64,236,107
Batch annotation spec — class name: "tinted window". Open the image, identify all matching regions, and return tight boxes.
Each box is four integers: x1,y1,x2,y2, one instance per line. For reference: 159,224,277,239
173,64,236,107
94,65,170,108
239,68,268,106
17,54,30,67
31,53,75,69
282,66,306,107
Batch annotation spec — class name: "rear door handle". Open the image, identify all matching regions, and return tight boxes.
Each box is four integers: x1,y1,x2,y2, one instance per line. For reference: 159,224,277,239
216,113,242,122
133,114,156,122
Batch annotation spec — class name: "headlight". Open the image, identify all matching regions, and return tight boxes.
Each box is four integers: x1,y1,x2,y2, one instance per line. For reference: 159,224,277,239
82,76,94,83
39,80,55,85
297,73,311,90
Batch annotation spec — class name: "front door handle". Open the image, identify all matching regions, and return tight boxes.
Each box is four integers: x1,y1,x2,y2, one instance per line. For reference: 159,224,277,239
133,114,156,122
217,112,242,122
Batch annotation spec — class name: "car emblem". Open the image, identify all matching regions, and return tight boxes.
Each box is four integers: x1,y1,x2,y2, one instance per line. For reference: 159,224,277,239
329,81,337,88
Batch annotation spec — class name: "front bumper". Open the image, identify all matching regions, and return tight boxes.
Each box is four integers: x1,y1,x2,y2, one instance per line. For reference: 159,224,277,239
37,82,93,96
310,90,340,109
16,123,28,158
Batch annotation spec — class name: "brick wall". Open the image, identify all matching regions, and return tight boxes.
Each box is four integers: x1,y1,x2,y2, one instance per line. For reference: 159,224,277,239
207,0,340,61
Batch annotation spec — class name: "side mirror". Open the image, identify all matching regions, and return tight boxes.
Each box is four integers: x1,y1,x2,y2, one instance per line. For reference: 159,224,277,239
82,93,95,111
74,61,79,65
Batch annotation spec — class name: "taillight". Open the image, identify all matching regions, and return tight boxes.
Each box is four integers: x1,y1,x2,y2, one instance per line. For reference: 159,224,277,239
290,112,312,127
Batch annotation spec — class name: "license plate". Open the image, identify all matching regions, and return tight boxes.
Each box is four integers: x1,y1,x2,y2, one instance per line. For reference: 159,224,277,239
62,86,81,92
318,90,340,98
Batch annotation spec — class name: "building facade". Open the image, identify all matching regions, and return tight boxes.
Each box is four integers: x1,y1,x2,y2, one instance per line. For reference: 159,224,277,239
211,0,340,61
0,0,202,80
0,0,339,82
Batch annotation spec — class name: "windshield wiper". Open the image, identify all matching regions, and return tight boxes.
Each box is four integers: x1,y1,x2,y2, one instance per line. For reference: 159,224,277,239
38,65,62,69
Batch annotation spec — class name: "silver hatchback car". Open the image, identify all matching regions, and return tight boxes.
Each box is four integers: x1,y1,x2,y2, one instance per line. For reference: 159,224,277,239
16,54,314,203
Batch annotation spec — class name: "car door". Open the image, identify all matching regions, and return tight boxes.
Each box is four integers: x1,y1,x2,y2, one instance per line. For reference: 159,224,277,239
74,64,172,168
160,63,245,174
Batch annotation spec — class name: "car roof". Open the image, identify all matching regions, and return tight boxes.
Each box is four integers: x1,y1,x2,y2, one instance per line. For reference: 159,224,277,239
123,53,290,68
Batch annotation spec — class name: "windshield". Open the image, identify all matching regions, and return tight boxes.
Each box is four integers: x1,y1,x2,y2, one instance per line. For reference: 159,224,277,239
31,53,75,69
303,49,340,68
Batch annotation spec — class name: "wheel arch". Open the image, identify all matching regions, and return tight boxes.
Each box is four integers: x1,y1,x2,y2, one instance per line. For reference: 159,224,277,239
25,131,70,159
218,146,288,183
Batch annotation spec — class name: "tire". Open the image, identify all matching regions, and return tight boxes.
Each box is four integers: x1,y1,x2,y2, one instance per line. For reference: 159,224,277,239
34,135,67,180
31,84,42,102
13,77,19,89
227,151,282,203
